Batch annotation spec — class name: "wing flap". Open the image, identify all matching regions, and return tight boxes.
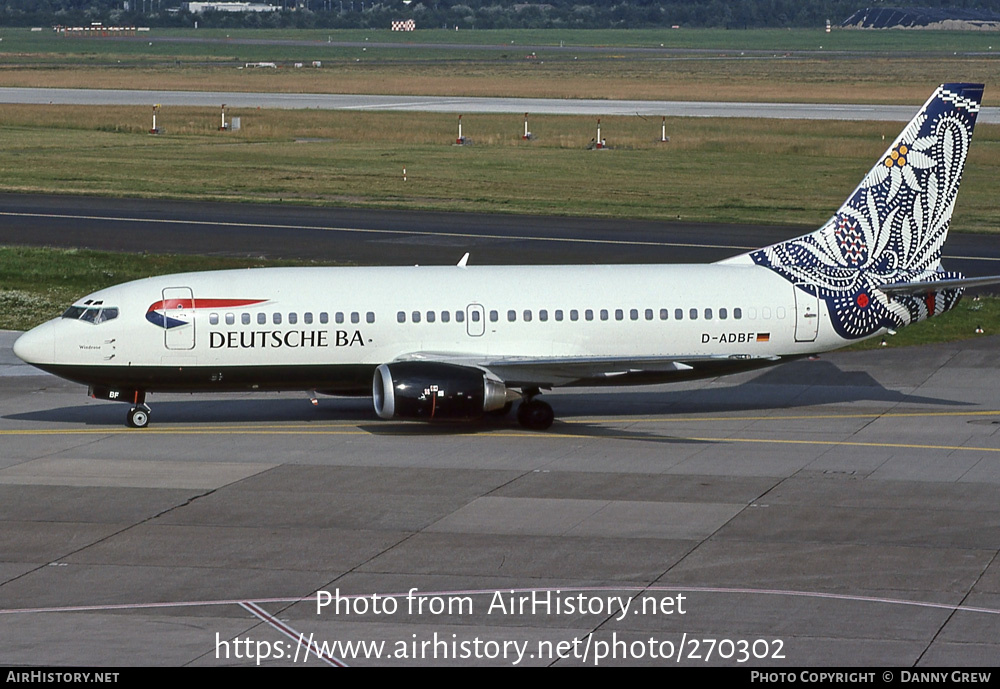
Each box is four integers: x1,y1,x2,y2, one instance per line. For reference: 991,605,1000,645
393,352,780,387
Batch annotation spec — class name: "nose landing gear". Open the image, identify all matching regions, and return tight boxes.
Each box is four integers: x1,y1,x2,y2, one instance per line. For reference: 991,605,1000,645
127,404,151,429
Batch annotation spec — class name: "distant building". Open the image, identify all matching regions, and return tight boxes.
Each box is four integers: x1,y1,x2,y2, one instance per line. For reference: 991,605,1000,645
184,2,281,13
842,7,1000,30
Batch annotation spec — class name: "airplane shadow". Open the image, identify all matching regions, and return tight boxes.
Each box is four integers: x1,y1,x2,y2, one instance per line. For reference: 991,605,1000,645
357,419,714,444
546,359,971,420
3,360,970,434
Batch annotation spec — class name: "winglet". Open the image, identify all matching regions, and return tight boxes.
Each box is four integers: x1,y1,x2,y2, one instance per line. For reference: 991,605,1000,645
457,252,470,268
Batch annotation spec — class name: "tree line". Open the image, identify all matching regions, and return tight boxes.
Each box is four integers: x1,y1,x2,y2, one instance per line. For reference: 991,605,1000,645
3,0,1000,30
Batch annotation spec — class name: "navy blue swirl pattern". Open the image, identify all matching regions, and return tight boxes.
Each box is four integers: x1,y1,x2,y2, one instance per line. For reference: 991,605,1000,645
748,84,982,339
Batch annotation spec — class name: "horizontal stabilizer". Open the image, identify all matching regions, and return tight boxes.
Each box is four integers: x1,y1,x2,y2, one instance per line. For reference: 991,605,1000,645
880,274,1000,295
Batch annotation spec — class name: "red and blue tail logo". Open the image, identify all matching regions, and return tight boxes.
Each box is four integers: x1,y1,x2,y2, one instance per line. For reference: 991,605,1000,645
145,299,266,329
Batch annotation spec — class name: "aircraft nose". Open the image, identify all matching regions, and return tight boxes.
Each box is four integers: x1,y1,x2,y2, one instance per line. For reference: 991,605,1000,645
13,323,55,365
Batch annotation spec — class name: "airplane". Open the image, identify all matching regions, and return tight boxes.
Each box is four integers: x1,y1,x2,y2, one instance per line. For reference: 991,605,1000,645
12,83,996,431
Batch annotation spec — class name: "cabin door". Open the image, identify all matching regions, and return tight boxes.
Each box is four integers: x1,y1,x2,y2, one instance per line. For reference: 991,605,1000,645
794,283,820,343
162,286,196,350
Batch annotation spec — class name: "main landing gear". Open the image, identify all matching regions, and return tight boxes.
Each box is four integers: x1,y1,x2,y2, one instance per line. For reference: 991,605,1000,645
127,404,151,429
516,388,554,431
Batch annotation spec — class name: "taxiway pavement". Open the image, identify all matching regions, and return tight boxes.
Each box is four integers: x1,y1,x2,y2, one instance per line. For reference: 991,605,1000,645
1,330,998,666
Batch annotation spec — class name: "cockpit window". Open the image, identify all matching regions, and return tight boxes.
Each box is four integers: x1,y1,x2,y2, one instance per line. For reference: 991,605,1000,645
62,306,119,324
95,308,119,324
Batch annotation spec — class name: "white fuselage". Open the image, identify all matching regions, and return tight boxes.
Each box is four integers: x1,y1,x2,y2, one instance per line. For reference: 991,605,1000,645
15,263,847,395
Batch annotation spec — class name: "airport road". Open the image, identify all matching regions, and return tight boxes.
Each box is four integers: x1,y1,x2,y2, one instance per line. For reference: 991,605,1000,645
1,330,999,666
2,193,1000,278
3,87,999,123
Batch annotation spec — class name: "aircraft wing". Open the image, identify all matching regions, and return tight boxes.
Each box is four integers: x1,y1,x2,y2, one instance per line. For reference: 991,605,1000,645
393,351,781,387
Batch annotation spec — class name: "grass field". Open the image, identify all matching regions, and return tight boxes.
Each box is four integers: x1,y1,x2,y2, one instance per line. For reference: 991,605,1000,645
1,28,999,104
9,27,1000,54
0,246,308,331
0,105,997,231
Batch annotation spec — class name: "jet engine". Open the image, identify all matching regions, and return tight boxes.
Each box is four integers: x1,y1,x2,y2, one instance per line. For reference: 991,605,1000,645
372,362,518,421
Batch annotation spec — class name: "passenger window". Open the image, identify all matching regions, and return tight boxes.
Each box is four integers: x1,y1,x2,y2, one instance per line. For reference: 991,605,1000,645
442,311,451,323
705,308,712,320
489,310,498,322
397,311,406,323
289,312,298,325
523,310,532,322
762,307,772,320
304,312,313,324
734,308,743,320
719,308,728,320
471,311,480,322
273,313,282,325
225,313,235,325
367,312,375,324
631,309,639,321
645,309,653,321
689,308,698,321
258,313,266,325
660,308,668,320
570,309,579,321
456,311,465,323
352,312,360,324
427,311,435,323
675,308,683,320
600,309,608,321
210,313,219,325
242,313,251,325
412,311,421,323
555,310,564,321
585,309,594,321
320,312,329,324
539,310,548,322
336,312,344,324
776,307,786,319
615,309,623,321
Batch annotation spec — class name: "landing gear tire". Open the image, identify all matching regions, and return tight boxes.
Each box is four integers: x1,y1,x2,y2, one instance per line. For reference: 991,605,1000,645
517,399,554,430
127,406,150,429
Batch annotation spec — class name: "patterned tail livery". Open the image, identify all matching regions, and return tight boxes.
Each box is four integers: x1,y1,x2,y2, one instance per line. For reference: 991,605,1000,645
729,83,983,340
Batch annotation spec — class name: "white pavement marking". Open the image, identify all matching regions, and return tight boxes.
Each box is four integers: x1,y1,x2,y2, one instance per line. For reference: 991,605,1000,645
240,601,346,667
0,210,756,251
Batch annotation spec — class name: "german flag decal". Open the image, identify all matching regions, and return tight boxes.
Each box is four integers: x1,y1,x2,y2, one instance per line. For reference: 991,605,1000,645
756,333,770,342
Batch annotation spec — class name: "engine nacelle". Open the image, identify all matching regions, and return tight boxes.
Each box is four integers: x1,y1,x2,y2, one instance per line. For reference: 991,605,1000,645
373,362,515,421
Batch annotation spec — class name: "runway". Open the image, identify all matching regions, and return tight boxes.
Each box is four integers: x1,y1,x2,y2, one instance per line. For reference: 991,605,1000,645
2,327,1000,666
4,87,999,123
2,193,1000,278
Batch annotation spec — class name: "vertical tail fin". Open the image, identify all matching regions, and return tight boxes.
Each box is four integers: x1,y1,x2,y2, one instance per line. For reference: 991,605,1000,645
725,83,983,339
